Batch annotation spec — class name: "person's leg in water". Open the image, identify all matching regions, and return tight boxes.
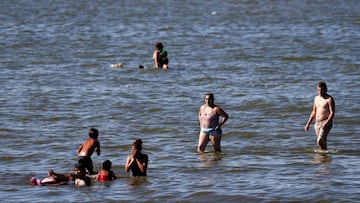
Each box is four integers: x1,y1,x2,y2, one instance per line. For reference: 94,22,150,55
210,135,221,152
198,133,210,152
315,121,332,150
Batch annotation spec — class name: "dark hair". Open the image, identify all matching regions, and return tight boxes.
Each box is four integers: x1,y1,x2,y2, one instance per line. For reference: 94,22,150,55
102,160,112,170
205,93,214,101
133,138,143,151
318,81,327,91
89,128,99,139
155,42,163,50
74,163,85,171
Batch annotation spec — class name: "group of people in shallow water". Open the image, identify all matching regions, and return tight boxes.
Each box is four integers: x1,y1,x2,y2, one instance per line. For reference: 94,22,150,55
198,81,335,153
150,43,335,153
31,80,335,187
147,43,334,152
30,42,169,188
30,129,147,187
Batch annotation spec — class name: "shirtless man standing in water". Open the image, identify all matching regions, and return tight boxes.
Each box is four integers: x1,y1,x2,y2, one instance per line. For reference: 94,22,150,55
304,81,335,150
198,93,229,152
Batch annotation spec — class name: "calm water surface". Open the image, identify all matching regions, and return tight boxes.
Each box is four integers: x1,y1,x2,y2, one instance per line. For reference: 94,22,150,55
1,0,360,202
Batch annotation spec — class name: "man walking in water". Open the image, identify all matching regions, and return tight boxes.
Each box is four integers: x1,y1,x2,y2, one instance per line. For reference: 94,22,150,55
304,81,335,150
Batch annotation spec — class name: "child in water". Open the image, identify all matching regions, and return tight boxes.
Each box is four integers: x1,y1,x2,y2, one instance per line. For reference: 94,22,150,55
77,128,101,175
96,160,117,181
30,164,91,187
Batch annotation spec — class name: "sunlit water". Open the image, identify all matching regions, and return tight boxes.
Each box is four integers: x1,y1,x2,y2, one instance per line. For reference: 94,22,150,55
1,0,359,202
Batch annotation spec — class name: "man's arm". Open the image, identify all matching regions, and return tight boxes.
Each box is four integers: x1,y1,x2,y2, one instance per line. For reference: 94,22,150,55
215,106,228,130
198,106,203,125
304,97,317,131
323,96,335,128
153,51,159,68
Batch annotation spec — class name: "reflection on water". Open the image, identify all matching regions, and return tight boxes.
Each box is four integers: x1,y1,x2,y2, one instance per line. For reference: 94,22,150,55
198,152,223,168
311,153,331,175
312,153,331,164
126,176,148,186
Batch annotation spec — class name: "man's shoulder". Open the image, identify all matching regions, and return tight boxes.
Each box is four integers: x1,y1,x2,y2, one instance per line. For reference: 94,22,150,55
213,105,222,111
323,94,334,101
327,94,334,99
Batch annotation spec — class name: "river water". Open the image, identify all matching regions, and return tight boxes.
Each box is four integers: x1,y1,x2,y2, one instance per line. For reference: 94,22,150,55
1,0,359,202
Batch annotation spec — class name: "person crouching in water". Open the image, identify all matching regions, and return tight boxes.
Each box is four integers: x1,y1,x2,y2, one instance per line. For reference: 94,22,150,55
96,160,117,181
153,42,169,70
125,138,148,176
77,128,101,175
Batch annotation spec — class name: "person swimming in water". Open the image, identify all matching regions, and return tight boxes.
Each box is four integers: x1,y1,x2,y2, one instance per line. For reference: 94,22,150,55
30,164,91,187
198,93,229,152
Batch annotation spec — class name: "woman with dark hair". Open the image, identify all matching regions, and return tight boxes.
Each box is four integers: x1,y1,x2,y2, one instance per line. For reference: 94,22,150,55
152,42,169,70
125,139,148,176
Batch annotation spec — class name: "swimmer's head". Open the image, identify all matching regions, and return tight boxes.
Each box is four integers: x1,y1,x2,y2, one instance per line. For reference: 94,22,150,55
317,81,328,96
74,163,86,174
30,177,40,185
102,160,112,170
155,42,163,50
204,93,214,102
132,138,143,151
89,128,99,139
317,81,327,91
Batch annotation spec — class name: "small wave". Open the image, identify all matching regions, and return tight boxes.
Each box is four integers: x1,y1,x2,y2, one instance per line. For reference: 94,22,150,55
281,56,329,61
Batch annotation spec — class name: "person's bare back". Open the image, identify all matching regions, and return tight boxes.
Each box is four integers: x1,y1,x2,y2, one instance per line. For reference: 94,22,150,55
78,138,100,157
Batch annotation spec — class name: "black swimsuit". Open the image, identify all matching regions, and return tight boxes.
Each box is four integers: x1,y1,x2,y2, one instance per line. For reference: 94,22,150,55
157,48,168,68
